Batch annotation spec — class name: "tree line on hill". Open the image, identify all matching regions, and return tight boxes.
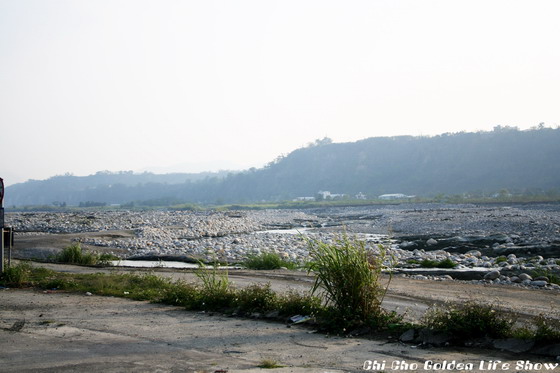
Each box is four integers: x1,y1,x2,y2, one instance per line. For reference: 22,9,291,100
5,127,560,207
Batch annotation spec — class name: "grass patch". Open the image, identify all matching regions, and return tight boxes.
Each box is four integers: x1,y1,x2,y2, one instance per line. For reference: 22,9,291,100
422,301,514,340
258,359,284,369
531,267,560,285
1,263,175,301
49,272,175,300
243,252,297,270
495,256,507,264
0,262,323,321
420,258,457,269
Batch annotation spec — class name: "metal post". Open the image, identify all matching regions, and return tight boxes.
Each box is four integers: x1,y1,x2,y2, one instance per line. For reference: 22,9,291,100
8,227,12,268
1,177,5,273
1,225,4,274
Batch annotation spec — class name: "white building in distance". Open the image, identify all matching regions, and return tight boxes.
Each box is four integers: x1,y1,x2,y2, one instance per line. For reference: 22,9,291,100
378,193,415,200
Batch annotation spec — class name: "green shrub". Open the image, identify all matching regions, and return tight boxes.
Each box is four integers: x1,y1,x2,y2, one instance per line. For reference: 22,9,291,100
306,234,395,331
436,258,458,268
0,261,33,287
56,243,83,263
98,253,120,265
419,259,438,267
159,281,201,308
422,301,514,340
510,326,536,340
276,290,322,317
236,283,277,313
243,252,297,270
56,243,99,265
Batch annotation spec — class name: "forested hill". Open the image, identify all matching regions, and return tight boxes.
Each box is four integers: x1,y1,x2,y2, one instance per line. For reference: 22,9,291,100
218,127,560,201
6,127,560,206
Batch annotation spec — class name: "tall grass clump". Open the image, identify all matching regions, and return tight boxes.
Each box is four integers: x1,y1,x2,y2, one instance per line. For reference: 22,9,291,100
243,252,297,270
195,261,234,310
56,243,99,265
422,301,514,340
306,234,397,331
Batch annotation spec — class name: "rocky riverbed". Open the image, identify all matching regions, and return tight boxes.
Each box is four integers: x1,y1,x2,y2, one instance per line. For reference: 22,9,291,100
7,203,560,290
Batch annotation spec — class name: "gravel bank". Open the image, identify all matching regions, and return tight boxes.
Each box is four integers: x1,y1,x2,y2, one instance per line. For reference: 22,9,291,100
7,203,560,289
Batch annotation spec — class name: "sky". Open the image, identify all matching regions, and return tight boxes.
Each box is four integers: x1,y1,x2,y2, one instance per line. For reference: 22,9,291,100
1,0,559,186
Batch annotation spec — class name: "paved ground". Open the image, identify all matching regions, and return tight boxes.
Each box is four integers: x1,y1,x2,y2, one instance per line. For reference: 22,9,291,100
0,289,544,373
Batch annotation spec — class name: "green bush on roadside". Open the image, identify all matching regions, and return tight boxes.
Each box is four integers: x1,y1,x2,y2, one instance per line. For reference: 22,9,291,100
276,289,322,317
236,283,277,313
422,301,514,340
534,313,560,343
159,280,201,308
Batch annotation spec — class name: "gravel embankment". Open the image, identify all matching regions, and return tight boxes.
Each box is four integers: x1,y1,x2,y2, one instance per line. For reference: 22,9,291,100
7,203,560,290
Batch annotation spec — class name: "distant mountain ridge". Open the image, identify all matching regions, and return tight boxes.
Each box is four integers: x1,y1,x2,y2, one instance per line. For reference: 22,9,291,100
5,170,231,206
6,127,560,206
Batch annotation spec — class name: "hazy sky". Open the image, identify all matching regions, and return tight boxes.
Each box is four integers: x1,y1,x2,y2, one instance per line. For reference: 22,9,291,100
1,0,559,186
